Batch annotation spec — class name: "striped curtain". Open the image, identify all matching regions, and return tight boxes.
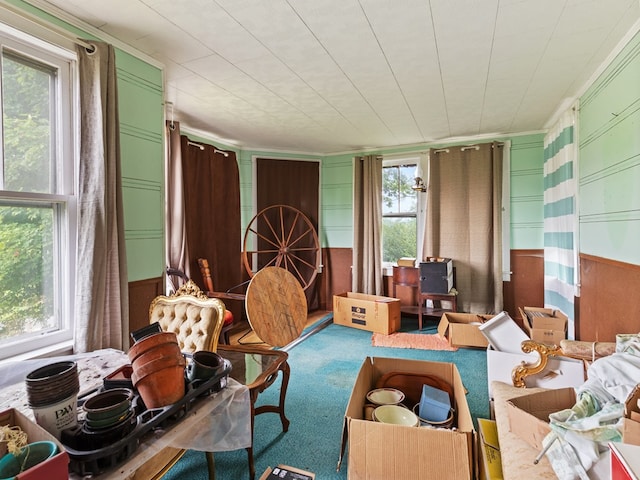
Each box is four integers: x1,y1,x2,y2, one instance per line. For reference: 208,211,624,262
543,108,578,339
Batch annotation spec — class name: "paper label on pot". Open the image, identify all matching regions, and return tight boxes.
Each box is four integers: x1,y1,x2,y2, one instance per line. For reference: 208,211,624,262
33,394,78,439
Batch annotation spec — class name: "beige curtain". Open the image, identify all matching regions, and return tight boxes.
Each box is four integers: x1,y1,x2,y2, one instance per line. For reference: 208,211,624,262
165,120,190,284
74,41,129,352
352,155,383,295
423,143,503,313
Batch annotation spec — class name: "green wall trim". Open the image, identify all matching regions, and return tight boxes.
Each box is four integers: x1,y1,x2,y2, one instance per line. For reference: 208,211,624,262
580,99,640,148
580,153,640,185
116,68,162,94
120,124,163,143
580,211,640,223
125,229,163,239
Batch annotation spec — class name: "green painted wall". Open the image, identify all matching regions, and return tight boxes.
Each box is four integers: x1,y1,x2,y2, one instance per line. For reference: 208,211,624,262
321,136,546,250
510,135,545,249
578,30,640,265
116,50,164,282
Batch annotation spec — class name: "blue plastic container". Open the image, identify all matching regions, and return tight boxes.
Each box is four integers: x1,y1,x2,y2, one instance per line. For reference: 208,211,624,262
418,384,451,422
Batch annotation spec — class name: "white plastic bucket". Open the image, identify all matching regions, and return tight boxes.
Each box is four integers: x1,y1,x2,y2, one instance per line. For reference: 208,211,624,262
32,392,78,439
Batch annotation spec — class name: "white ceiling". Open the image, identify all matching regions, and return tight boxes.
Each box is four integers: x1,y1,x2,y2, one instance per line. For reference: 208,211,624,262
33,0,640,154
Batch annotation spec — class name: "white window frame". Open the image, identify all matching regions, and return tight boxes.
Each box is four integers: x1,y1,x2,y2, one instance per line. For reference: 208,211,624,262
381,154,427,274
0,22,77,361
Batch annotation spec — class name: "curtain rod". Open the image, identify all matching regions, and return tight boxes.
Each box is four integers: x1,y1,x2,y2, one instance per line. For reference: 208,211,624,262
187,140,230,157
433,141,505,154
0,0,95,52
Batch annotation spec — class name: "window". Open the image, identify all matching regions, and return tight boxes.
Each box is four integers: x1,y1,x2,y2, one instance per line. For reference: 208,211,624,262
382,158,421,267
0,26,76,360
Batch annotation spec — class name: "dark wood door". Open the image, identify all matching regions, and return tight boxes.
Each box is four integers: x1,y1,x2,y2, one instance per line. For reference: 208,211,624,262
256,158,320,309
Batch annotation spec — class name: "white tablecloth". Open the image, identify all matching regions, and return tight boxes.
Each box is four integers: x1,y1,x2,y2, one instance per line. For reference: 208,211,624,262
0,349,251,479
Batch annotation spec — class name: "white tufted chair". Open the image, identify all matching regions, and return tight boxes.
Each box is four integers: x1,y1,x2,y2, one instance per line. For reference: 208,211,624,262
149,279,227,354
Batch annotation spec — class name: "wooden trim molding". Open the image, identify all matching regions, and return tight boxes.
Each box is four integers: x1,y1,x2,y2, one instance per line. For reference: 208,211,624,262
578,254,640,342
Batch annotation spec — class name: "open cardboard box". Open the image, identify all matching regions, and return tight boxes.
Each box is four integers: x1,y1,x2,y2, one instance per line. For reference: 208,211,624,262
333,292,401,335
622,384,640,446
437,312,494,348
338,356,475,479
519,306,567,345
505,387,577,451
0,408,69,480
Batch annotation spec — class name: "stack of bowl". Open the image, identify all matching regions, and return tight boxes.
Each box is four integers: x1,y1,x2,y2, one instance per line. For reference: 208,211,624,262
79,388,137,449
128,331,186,408
25,361,80,438
83,388,134,430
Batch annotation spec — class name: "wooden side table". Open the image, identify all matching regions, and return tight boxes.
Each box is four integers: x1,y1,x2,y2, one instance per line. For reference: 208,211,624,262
417,290,458,330
392,266,420,316
217,344,290,480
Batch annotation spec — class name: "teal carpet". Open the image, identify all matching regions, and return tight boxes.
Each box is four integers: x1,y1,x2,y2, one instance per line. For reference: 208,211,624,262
163,317,489,479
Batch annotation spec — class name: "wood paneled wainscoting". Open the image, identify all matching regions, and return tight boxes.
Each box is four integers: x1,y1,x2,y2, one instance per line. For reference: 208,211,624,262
578,254,640,342
128,276,164,348
502,249,544,329
319,247,352,311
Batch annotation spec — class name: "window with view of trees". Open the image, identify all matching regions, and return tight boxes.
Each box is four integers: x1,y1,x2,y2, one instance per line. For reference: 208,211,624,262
382,162,418,264
0,29,76,359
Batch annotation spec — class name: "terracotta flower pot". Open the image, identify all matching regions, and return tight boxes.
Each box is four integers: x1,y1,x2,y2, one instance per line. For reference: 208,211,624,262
132,356,186,409
128,331,179,364
131,342,182,371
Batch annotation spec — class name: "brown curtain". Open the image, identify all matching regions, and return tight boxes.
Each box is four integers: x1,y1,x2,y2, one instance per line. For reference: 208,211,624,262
180,137,242,321
423,143,503,313
353,155,383,295
74,41,129,352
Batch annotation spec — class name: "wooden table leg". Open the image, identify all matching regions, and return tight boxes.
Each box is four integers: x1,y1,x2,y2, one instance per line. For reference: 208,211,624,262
205,452,216,480
277,361,290,432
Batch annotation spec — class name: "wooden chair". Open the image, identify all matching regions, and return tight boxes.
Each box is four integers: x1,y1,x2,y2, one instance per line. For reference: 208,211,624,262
197,258,235,344
148,279,228,478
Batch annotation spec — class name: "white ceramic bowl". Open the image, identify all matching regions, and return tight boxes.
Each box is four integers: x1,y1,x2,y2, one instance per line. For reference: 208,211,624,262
366,388,405,406
372,404,419,427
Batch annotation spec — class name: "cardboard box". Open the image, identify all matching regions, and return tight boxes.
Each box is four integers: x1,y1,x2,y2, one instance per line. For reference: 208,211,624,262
259,464,315,480
519,307,567,345
0,408,69,480
333,293,401,335
338,357,476,479
623,385,640,446
419,258,453,294
505,387,576,450
477,418,503,480
486,346,585,398
611,442,640,480
438,312,493,348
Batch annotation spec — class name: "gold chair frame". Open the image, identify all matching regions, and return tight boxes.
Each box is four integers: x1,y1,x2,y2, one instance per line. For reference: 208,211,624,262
149,280,227,353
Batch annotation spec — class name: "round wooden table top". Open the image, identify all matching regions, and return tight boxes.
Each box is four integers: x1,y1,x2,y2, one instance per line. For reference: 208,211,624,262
244,266,308,347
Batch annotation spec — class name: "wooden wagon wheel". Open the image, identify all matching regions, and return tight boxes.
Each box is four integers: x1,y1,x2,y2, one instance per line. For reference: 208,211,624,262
242,205,320,291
